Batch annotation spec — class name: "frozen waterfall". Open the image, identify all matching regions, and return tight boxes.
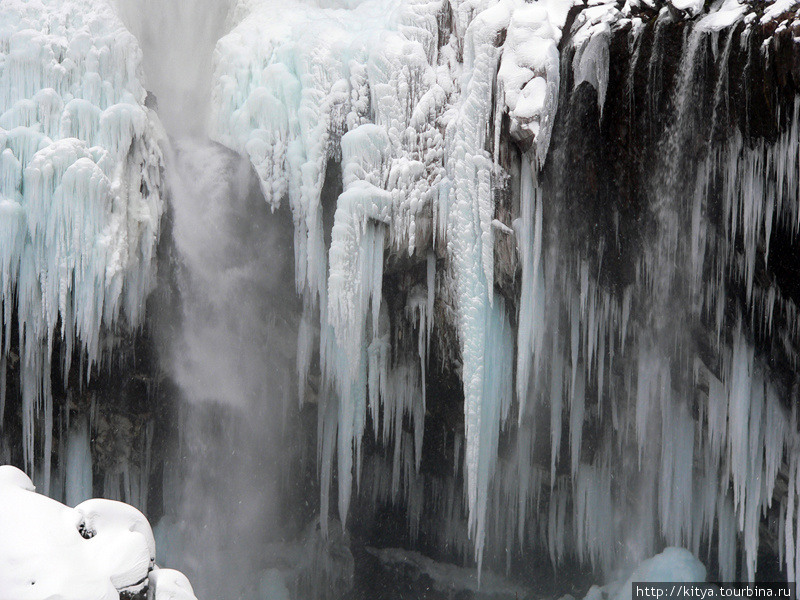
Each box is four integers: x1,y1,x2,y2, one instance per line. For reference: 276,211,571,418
2,0,800,598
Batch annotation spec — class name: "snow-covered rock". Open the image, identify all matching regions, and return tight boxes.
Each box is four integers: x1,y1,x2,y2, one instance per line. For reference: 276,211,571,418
147,568,198,600
0,465,190,600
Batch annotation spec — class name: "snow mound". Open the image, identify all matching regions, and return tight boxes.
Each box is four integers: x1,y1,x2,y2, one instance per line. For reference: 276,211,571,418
74,498,156,592
147,568,198,600
0,463,36,491
0,465,193,600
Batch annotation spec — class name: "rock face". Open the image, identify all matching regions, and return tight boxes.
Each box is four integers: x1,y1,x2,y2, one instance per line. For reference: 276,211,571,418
2,0,800,597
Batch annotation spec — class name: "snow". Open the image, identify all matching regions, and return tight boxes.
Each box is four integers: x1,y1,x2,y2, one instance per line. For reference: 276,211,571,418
0,463,36,490
0,464,197,599
760,0,800,24
496,0,565,163
698,0,749,32
0,465,177,599
73,497,156,592
147,569,198,600
671,0,705,16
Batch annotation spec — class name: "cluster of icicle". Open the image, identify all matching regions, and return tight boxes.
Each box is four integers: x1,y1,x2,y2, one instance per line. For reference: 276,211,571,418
209,0,800,580
0,0,165,497
209,0,571,566
498,4,800,582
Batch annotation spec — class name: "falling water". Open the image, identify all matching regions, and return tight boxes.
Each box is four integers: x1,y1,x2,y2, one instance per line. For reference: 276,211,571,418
153,139,299,596
110,0,231,136
111,1,301,595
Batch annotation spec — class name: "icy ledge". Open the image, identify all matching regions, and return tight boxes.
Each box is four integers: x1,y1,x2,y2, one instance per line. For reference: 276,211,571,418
1,0,166,494
0,465,196,600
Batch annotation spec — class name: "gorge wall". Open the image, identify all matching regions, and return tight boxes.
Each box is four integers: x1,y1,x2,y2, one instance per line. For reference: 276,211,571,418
2,0,800,597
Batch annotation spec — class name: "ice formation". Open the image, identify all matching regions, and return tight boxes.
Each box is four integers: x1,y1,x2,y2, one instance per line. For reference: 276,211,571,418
208,0,800,582
610,547,707,600
0,465,195,600
208,0,571,566
0,0,166,496
2,0,800,593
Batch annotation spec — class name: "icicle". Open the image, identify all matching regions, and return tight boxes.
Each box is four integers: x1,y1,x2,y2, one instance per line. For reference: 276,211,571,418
297,300,315,407
718,492,737,582
728,327,753,515
426,251,435,358
0,357,5,429
635,344,653,466
140,420,153,514
569,361,585,481
741,373,764,581
779,497,786,568
658,401,694,547
367,304,390,439
550,335,564,489
444,2,517,575
795,463,800,588
572,18,612,115
707,372,728,466
42,382,52,497
328,125,392,376
318,391,338,539
763,384,787,507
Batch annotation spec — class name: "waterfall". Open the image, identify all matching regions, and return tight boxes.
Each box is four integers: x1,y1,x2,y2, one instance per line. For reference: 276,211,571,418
2,0,800,598
110,1,304,595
